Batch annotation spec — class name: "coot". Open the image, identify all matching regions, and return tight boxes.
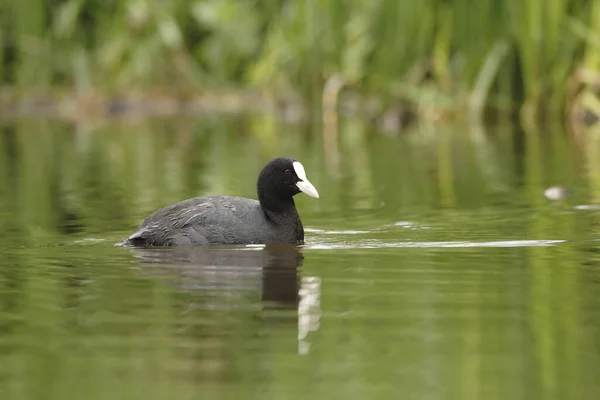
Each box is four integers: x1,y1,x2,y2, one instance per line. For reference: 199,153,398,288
122,157,319,246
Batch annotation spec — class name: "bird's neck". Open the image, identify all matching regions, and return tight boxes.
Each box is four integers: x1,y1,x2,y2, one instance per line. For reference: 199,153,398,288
262,202,304,243
258,192,296,214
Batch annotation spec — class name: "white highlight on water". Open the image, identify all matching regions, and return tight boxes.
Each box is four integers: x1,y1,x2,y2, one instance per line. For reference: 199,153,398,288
298,276,321,355
304,239,566,250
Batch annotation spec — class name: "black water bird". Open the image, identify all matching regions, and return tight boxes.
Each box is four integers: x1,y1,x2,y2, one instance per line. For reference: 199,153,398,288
122,157,319,246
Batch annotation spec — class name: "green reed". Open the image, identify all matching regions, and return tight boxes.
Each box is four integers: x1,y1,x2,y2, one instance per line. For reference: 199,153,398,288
2,0,599,120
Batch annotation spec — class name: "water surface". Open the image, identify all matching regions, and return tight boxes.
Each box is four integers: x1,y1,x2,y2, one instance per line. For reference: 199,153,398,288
1,117,600,399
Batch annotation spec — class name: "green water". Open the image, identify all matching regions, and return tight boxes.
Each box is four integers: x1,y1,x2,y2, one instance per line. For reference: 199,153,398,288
1,117,600,400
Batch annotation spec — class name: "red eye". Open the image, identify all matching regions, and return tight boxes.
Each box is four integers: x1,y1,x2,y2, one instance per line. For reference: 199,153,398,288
285,169,291,174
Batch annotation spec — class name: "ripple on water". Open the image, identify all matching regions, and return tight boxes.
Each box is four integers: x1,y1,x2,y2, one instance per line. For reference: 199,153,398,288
303,239,566,250
305,220,430,235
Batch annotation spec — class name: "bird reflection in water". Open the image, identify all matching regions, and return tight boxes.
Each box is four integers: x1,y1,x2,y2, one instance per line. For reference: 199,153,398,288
128,244,321,354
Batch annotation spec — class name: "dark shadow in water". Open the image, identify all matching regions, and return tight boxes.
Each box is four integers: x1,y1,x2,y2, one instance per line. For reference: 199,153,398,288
127,244,304,311
127,244,321,355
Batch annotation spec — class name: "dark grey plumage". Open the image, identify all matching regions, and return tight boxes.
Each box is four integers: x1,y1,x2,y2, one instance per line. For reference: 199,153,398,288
121,157,319,246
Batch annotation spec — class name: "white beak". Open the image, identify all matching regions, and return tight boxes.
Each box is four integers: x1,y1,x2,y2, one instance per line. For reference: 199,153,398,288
293,161,320,199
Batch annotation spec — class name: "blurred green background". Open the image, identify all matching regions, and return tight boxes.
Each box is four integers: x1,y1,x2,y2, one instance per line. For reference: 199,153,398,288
3,117,600,400
2,0,600,125
3,3,600,400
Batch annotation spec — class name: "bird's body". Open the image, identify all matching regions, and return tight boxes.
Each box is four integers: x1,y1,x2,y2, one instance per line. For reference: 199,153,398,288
121,157,318,247
127,195,303,246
